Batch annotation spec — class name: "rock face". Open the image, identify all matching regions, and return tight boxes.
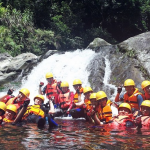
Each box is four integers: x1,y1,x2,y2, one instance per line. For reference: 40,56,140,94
87,32,150,97
118,32,150,77
0,53,38,85
87,38,111,50
1,32,150,96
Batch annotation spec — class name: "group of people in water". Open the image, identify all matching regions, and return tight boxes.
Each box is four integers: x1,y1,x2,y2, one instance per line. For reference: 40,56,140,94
0,72,150,130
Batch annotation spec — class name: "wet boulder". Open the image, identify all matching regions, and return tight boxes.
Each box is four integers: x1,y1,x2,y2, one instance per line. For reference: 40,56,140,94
87,38,111,50
0,53,38,85
118,32,150,78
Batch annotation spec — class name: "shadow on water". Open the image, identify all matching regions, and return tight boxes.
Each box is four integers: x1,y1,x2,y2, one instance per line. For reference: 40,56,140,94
1,119,150,150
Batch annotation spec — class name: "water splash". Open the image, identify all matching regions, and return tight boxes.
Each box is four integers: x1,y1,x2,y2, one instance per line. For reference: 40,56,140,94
17,49,96,104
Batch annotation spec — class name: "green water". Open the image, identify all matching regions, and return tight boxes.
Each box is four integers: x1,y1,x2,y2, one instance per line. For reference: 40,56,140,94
0,119,150,150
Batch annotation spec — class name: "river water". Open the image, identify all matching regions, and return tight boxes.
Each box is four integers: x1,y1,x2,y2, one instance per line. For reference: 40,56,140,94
0,118,150,150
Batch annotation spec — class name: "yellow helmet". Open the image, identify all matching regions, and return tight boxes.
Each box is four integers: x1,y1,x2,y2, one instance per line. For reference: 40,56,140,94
83,87,93,94
89,93,97,100
141,80,150,89
124,79,135,86
45,72,53,79
34,94,45,102
61,81,69,87
73,79,82,85
6,104,17,114
0,102,6,112
118,103,131,112
19,88,30,97
96,91,107,101
141,100,150,108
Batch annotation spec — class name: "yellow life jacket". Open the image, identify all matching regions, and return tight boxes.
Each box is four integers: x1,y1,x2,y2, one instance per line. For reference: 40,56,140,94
3,118,13,123
73,88,83,103
23,105,45,119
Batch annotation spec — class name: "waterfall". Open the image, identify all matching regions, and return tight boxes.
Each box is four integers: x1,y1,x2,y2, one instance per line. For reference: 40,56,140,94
0,49,118,106
103,56,117,101
16,49,96,104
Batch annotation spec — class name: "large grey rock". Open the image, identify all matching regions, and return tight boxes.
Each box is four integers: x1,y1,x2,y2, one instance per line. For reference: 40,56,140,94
87,38,111,50
39,50,58,61
0,53,38,85
118,32,150,77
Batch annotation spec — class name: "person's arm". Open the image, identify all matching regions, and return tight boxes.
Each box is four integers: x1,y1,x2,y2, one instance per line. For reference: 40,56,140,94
111,105,118,117
0,89,14,102
67,92,74,111
49,100,55,114
137,95,143,107
75,94,84,107
115,87,122,102
92,113,103,125
39,83,45,95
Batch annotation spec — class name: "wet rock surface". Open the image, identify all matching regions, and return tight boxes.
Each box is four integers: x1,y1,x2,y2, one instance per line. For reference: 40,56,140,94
87,32,150,95
0,53,38,85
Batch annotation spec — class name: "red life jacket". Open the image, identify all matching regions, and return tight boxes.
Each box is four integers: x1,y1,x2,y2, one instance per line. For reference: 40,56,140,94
111,114,135,127
141,116,150,126
124,88,142,110
6,97,23,110
45,80,59,103
59,91,72,109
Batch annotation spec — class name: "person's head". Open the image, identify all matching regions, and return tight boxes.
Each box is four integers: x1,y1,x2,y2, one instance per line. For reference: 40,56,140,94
5,104,17,120
17,88,30,102
118,103,131,115
124,79,135,96
96,91,107,108
73,79,82,91
89,93,97,106
34,95,45,105
61,81,69,93
45,72,54,84
83,87,93,99
141,80,150,94
140,100,150,116
0,102,6,116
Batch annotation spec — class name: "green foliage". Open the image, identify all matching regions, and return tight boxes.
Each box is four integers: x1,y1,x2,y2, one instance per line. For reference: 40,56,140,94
0,0,150,54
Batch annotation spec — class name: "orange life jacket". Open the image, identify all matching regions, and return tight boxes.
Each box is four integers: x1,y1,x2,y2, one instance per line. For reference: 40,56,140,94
141,116,150,126
111,114,135,127
97,100,112,123
144,92,150,100
84,99,92,111
124,88,142,109
73,88,83,103
23,105,45,119
3,118,14,123
6,97,23,110
59,92,72,109
45,80,58,100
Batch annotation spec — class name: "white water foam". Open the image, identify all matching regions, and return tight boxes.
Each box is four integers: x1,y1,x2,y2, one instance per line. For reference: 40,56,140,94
14,49,96,104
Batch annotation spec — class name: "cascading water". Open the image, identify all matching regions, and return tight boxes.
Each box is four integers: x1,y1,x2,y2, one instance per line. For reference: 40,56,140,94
17,49,96,104
0,49,118,106
103,56,117,101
